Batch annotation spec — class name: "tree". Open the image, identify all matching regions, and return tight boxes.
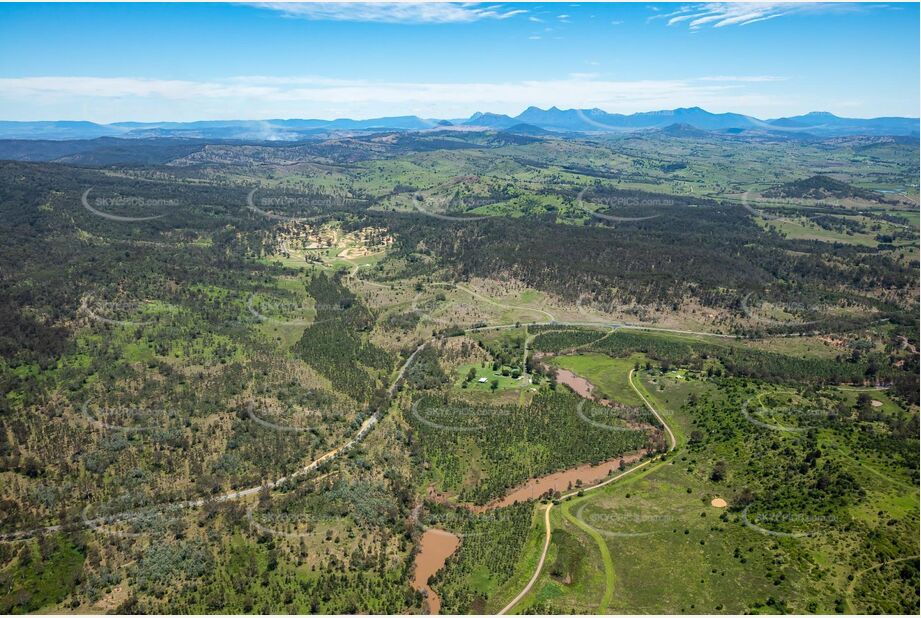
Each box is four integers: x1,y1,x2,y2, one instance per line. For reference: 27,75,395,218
735,487,755,506
710,461,727,482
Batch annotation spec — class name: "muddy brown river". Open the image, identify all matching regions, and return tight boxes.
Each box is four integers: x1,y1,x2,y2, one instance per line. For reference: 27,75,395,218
412,449,647,611
412,364,651,611
412,528,461,614
475,450,647,511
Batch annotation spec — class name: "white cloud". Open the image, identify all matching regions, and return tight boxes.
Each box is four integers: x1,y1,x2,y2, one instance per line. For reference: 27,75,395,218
0,74,796,122
249,2,527,24
697,75,786,82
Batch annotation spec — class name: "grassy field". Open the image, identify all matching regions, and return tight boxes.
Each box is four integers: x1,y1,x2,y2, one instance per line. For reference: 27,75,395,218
505,352,918,615
571,461,791,614
549,352,646,407
454,362,528,392
1,126,917,615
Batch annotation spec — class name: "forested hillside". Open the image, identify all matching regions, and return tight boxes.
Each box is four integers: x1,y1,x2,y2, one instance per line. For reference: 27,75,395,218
0,129,916,614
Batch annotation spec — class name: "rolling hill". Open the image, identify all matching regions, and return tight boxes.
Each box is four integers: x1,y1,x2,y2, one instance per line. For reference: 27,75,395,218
2,107,917,140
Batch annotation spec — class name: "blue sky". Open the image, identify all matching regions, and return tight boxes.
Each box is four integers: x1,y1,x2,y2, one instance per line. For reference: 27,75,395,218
0,2,917,122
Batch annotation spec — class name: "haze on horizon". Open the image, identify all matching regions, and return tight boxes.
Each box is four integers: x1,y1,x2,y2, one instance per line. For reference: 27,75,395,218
0,2,918,123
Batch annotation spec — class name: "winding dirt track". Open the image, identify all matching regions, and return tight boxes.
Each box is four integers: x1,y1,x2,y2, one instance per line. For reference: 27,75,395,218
0,312,743,542
844,554,919,613
0,319,594,541
0,342,428,541
498,368,676,615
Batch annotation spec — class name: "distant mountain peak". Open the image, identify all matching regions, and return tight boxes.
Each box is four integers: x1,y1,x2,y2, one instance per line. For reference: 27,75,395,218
461,112,517,129
802,111,840,119
659,122,710,137
0,107,916,140
502,122,555,136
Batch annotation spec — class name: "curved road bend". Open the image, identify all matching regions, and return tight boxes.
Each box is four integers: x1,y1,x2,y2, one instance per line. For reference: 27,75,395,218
0,317,740,542
498,368,676,615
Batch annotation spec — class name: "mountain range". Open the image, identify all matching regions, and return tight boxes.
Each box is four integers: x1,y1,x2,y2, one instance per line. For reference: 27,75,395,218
0,107,917,140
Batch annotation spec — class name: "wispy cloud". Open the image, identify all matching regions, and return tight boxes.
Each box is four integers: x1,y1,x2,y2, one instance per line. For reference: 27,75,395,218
697,75,786,82
657,3,864,30
250,2,527,24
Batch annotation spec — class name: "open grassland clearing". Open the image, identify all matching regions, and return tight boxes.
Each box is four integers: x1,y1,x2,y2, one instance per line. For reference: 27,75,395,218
549,353,646,407
0,128,917,614
504,333,917,614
